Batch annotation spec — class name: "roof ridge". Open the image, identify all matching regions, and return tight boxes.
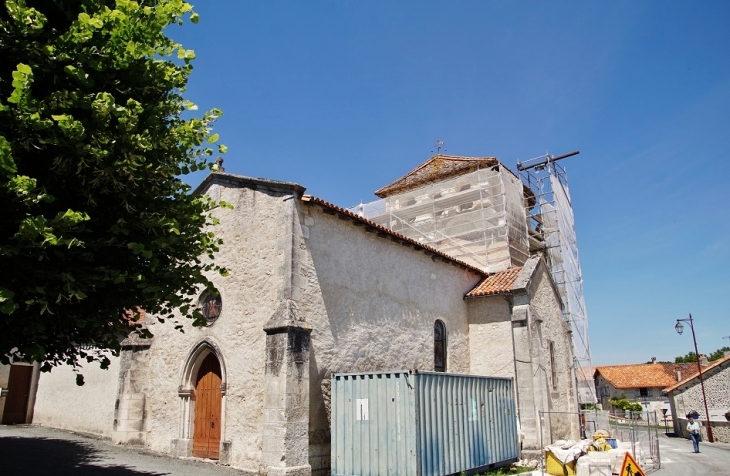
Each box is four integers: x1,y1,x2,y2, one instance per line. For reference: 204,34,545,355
374,155,500,198
433,155,497,161
663,354,730,393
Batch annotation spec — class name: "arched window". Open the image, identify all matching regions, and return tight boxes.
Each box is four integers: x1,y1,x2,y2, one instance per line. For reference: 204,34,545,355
434,320,446,372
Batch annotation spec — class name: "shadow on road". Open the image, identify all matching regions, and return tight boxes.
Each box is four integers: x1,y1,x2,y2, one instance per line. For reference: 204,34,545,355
0,436,169,475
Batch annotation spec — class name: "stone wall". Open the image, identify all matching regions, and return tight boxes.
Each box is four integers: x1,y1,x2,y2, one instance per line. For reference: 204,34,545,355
113,344,152,445
707,420,730,444
530,265,578,421
676,418,730,445
300,203,483,475
670,360,730,423
514,259,579,449
466,297,515,379
33,356,119,436
134,177,297,472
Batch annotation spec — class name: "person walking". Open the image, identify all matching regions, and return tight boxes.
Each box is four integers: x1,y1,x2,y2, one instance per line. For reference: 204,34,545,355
687,417,701,453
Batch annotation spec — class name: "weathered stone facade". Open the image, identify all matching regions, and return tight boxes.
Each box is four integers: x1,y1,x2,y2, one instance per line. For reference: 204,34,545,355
29,170,580,474
666,355,730,443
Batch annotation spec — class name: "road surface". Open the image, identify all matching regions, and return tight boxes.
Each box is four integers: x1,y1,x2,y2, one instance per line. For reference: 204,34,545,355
654,432,730,475
0,425,252,475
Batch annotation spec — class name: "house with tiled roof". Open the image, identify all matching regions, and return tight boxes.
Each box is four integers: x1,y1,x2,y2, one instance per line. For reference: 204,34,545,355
594,361,697,421
663,353,730,443
22,154,584,474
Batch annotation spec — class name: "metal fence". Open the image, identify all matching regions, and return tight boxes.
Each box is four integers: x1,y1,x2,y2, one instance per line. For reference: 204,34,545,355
581,410,661,473
536,411,661,475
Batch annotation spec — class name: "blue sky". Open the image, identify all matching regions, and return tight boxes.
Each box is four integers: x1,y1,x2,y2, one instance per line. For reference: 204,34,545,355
170,1,730,366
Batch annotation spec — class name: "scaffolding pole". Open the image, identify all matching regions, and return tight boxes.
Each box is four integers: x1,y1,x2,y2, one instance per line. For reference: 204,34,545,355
519,154,596,406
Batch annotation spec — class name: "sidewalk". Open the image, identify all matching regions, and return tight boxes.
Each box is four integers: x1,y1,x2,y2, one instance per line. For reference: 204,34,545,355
521,434,730,476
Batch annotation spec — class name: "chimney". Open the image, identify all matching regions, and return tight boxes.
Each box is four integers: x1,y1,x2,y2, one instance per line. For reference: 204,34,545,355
725,350,730,359
676,370,682,381
651,357,656,364
699,354,709,366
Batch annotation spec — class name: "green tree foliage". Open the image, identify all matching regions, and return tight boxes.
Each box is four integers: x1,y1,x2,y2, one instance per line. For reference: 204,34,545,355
675,351,698,363
0,0,228,374
675,347,730,363
708,346,730,361
609,396,643,413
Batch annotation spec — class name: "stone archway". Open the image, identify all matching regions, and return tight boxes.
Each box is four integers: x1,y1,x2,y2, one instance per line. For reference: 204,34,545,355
192,353,222,459
173,339,227,460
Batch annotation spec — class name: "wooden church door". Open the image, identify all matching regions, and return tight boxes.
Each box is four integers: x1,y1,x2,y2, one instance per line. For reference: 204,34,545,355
2,364,33,424
192,353,222,459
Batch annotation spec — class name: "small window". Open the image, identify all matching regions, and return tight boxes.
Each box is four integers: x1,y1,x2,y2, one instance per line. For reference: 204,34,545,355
549,341,557,390
639,388,648,398
434,320,446,372
200,289,222,325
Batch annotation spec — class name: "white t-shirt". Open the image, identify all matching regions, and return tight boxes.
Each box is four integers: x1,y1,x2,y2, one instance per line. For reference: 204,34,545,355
687,421,700,434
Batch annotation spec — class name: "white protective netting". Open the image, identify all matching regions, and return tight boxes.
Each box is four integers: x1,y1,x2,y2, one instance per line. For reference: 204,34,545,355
537,173,594,404
349,165,529,273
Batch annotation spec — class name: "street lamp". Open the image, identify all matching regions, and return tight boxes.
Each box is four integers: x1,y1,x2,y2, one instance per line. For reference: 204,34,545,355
675,313,714,442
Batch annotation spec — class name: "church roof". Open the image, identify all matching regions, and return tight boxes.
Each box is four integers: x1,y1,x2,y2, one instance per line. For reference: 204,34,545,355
374,155,499,198
301,195,487,277
594,362,697,389
464,267,523,297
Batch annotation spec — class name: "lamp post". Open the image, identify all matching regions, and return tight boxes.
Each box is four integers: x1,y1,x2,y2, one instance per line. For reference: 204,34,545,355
675,313,714,442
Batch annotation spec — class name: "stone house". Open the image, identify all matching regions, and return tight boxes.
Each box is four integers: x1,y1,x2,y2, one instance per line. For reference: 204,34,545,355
594,361,696,422
7,156,581,475
664,354,730,444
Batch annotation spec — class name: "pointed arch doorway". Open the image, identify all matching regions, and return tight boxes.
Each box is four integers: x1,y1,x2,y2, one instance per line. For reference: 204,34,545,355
192,353,222,459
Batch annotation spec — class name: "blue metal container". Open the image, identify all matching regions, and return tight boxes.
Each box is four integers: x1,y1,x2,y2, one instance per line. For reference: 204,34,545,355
331,370,518,476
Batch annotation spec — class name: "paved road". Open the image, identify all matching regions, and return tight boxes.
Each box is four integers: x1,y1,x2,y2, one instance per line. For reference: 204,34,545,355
4,424,730,475
654,433,730,475
0,425,251,475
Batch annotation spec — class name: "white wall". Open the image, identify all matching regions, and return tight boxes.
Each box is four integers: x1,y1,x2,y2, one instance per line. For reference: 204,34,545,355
300,203,483,474
467,297,515,379
33,356,119,436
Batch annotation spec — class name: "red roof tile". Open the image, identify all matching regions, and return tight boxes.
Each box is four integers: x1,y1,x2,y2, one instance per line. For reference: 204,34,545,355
663,355,730,393
374,155,499,198
465,267,522,297
594,362,697,389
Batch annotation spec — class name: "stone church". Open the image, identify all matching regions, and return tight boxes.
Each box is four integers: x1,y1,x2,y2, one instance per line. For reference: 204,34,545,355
1,155,580,475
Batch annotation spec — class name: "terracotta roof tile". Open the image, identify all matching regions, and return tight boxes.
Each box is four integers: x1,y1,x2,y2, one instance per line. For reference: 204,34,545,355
374,155,499,198
594,363,697,389
301,195,487,277
465,267,522,297
663,355,730,393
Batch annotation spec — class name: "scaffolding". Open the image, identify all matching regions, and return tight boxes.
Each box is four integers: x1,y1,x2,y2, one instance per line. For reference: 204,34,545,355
518,153,596,405
350,152,595,405
347,163,529,273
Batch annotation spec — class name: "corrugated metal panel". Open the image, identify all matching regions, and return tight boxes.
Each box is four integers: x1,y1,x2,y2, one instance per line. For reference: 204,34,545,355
332,372,418,476
331,371,518,476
